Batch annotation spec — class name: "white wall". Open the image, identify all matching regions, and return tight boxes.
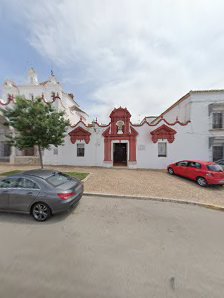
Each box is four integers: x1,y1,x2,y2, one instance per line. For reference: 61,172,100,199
153,94,191,124
44,119,206,169
133,121,207,169
4,76,224,169
43,123,106,167
1,72,88,126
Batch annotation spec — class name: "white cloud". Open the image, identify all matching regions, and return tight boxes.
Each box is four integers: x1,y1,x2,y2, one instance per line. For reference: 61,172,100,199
3,0,224,122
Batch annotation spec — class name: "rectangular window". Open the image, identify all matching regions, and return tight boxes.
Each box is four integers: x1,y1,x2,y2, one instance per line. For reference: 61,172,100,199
17,178,40,189
24,147,35,156
53,148,58,155
213,146,223,161
77,143,85,157
188,162,202,169
158,142,167,157
3,143,11,156
212,113,223,129
207,164,223,172
176,161,188,167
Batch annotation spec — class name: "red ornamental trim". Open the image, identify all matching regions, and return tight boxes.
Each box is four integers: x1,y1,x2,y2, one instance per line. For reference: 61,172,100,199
102,125,138,162
102,126,138,138
102,107,138,162
69,126,91,144
130,126,138,136
94,122,111,128
70,119,92,129
70,121,110,129
38,92,68,110
110,107,131,118
0,94,15,105
131,118,191,127
0,93,62,106
40,92,60,104
102,127,110,137
110,107,131,135
150,124,177,143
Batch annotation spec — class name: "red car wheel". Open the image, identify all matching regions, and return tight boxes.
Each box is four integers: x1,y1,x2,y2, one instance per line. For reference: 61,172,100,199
196,177,207,187
168,167,175,175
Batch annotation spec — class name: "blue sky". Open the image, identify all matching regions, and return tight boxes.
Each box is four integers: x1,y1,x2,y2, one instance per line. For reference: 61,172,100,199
1,0,224,123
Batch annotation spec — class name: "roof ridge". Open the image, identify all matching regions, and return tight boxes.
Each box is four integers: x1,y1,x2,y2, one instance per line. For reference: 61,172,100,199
151,92,191,124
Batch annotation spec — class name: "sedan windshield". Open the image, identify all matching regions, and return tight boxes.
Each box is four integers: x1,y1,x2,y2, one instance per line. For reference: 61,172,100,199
207,165,224,172
46,172,72,187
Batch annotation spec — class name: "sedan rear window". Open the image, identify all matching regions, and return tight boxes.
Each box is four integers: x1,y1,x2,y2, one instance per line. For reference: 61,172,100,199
46,173,71,187
207,165,224,172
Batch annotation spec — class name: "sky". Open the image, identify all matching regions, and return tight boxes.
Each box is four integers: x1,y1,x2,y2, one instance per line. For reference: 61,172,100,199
1,0,224,123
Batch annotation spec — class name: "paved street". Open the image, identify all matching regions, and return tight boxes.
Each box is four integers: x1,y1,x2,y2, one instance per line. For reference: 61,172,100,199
0,164,224,207
0,195,224,298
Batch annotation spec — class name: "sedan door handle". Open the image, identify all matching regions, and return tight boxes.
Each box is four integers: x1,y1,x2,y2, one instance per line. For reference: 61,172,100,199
2,190,8,193
26,191,33,195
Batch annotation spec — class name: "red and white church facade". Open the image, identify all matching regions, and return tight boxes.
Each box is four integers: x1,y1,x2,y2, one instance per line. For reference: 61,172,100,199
1,69,224,169
43,89,224,169
44,107,189,168
44,106,191,169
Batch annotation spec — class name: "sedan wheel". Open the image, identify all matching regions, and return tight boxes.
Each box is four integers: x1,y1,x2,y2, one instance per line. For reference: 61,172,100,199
197,177,207,187
168,167,174,175
32,203,51,222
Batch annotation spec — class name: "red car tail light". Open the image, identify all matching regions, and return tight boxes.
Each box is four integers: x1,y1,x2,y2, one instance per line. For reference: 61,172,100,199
57,192,76,200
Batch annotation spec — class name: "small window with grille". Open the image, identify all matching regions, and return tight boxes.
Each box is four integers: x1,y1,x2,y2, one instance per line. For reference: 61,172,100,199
212,113,223,129
213,146,223,161
77,143,85,157
158,142,167,157
53,148,58,155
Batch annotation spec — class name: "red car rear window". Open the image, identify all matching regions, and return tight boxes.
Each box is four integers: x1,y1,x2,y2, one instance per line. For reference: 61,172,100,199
207,165,223,172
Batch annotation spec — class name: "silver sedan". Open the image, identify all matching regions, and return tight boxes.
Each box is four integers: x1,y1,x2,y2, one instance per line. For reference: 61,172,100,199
0,170,83,221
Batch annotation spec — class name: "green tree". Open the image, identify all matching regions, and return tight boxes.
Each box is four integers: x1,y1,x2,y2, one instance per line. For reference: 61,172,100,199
2,97,70,168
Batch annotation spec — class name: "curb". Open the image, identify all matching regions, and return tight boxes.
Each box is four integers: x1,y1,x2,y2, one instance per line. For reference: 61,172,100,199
82,173,92,183
83,192,224,212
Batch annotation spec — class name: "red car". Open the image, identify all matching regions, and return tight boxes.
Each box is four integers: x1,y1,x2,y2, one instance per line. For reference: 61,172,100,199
167,160,224,187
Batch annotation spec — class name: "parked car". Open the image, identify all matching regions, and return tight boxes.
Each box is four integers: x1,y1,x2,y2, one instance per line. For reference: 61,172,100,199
167,160,224,187
0,170,83,221
215,159,224,170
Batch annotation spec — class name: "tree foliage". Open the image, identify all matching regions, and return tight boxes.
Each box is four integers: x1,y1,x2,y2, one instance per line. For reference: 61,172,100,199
2,97,70,168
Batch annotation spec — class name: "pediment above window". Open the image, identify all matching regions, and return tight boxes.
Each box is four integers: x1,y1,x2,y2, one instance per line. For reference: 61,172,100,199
150,124,176,143
69,127,91,144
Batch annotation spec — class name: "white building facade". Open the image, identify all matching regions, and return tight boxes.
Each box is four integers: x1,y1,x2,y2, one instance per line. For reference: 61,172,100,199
43,90,224,169
1,70,224,169
0,69,88,164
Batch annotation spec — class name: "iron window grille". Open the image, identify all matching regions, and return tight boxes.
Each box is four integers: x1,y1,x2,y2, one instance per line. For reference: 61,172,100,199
158,142,167,157
212,113,223,129
77,143,85,157
213,146,223,161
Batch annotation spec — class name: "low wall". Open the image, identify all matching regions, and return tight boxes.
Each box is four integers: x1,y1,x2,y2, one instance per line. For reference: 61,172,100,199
14,156,40,165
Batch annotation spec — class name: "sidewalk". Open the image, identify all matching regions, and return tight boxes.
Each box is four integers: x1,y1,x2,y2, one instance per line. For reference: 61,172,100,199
0,164,224,208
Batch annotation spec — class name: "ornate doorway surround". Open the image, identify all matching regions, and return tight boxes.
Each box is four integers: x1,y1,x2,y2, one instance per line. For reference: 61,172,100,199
113,143,127,166
102,107,138,167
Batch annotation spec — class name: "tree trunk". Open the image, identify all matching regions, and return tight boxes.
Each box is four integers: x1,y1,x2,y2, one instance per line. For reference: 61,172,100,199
38,145,43,169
